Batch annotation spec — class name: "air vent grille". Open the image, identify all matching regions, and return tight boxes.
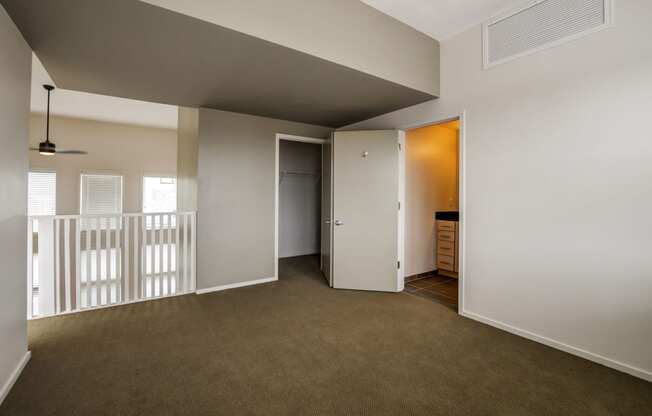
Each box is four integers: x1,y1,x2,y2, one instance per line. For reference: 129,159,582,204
484,0,611,68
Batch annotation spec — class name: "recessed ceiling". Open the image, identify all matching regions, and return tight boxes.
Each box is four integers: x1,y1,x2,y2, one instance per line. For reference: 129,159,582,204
31,55,178,130
2,0,436,128
360,0,526,40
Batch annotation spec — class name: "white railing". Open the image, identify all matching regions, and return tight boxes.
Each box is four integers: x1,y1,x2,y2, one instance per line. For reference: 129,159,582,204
27,212,196,319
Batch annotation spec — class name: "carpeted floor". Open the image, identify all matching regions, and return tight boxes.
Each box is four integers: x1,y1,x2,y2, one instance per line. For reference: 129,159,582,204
1,255,650,415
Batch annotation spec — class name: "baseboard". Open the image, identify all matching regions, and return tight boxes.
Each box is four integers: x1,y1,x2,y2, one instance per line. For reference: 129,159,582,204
0,351,31,406
196,277,277,295
460,310,652,383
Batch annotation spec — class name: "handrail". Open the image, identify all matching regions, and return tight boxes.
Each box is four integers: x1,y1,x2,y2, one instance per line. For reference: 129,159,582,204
28,211,196,220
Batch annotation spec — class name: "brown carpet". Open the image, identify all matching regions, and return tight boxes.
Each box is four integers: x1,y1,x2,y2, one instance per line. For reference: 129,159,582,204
1,255,650,415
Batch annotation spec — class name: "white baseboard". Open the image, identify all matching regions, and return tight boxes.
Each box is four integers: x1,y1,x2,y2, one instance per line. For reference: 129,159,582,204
196,277,277,295
0,351,31,406
460,309,652,383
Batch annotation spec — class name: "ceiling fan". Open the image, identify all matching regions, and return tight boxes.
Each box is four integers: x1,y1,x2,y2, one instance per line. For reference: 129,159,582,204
30,85,88,156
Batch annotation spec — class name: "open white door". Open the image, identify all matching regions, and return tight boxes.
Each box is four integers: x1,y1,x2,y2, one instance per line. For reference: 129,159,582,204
332,130,404,292
321,137,333,286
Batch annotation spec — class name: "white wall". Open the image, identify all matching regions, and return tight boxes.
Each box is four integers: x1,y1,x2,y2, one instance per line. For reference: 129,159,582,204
344,0,652,381
197,109,331,291
177,107,199,212
405,124,458,277
0,4,31,403
29,114,177,215
279,140,321,258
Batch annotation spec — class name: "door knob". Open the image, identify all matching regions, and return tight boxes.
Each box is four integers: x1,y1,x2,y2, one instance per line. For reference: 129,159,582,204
325,220,331,224
334,220,344,226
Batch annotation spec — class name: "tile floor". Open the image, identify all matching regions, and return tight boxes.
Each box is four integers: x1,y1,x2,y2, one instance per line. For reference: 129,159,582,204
404,273,458,311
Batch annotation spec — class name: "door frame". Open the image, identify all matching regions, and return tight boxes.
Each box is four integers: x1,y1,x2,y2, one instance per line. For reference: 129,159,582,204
274,133,328,280
400,111,467,314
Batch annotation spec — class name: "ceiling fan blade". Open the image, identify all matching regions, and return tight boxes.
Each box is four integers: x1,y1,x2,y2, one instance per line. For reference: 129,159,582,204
56,149,88,155
29,147,40,151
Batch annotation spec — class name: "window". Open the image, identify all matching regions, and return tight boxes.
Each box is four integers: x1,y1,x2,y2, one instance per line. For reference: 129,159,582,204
143,176,177,228
28,171,56,216
80,173,123,228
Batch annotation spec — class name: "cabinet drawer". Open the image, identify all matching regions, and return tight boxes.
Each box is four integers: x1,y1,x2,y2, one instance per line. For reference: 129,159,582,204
438,230,455,242
437,240,455,256
437,220,456,232
437,255,455,271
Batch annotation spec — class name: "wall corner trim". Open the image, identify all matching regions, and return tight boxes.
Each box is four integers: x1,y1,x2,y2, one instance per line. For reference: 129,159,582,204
0,351,31,406
460,310,652,383
195,277,277,295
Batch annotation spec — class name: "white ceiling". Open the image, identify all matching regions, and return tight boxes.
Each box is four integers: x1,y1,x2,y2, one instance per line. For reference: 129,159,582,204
31,54,178,130
360,0,525,40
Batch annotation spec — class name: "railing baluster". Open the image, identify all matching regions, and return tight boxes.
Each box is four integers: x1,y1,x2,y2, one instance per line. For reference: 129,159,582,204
64,219,71,312
85,219,91,309
124,216,130,303
54,218,61,313
115,216,121,303
134,215,141,301
175,213,180,292
75,218,81,311
157,214,163,297
190,212,196,292
95,217,101,307
166,214,172,295
183,214,189,294
106,217,112,305
26,218,33,318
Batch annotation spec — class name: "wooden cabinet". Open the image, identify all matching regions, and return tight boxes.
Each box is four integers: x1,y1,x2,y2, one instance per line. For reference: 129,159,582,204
436,220,458,277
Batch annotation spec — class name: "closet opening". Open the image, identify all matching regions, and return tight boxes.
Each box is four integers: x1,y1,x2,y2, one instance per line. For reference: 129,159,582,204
275,134,327,285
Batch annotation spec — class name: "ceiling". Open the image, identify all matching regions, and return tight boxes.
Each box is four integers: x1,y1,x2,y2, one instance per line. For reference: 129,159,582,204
2,0,435,128
31,55,178,130
360,0,525,40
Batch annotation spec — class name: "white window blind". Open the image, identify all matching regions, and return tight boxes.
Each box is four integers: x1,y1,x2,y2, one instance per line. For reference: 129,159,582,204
28,171,56,216
81,173,123,216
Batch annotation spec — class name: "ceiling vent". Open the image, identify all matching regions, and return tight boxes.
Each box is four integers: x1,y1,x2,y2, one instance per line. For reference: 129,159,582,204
483,0,613,68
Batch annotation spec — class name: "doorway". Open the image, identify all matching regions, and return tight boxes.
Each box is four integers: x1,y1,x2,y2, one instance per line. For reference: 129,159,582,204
402,118,462,311
274,134,327,283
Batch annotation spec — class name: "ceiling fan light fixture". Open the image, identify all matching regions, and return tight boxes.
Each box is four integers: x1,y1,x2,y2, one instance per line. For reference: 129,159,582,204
38,140,56,156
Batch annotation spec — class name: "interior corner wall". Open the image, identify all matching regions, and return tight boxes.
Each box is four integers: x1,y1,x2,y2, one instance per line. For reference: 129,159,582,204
405,125,458,277
0,4,31,403
279,140,322,259
197,109,332,290
177,107,199,212
29,114,177,215
342,0,652,380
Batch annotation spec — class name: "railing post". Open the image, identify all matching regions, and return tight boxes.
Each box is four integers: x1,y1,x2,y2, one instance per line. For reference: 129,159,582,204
38,217,56,317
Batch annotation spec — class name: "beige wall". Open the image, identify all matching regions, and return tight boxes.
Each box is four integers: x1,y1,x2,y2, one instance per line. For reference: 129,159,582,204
177,107,199,212
141,0,440,96
29,114,177,215
0,4,30,403
197,109,332,290
405,124,458,277
344,0,652,381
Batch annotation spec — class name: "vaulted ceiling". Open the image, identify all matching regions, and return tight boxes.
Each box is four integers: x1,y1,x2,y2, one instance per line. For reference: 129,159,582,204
1,0,439,128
